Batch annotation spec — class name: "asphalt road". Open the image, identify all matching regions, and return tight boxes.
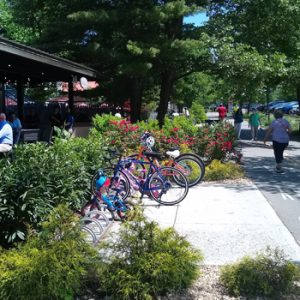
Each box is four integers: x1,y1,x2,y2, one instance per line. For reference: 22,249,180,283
240,126,300,245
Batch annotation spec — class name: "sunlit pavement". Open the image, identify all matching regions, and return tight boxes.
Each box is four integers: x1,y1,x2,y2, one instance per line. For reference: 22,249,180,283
143,181,300,265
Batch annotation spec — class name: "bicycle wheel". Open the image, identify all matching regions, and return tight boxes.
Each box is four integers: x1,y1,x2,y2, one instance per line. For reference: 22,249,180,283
173,155,205,186
148,166,188,205
177,153,206,170
91,167,130,200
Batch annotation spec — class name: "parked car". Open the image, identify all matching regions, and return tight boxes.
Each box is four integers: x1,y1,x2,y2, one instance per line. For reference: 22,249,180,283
281,101,299,114
271,102,288,111
289,105,299,115
259,100,285,112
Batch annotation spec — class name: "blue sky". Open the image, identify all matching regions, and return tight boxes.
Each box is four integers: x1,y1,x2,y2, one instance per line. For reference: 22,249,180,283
184,12,209,26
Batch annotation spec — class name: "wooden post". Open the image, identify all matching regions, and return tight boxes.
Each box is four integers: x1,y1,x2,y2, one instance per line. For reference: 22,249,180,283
0,83,6,113
16,79,24,121
68,79,74,113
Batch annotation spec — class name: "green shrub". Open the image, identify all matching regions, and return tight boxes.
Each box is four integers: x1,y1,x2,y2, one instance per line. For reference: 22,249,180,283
205,160,244,181
96,209,203,299
0,136,106,246
0,205,98,300
220,248,300,297
163,115,198,137
190,102,207,124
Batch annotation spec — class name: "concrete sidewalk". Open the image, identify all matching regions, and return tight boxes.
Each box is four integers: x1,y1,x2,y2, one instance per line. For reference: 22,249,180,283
143,180,300,265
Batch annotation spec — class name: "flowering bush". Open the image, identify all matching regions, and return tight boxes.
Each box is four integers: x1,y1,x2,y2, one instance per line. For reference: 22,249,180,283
91,115,237,161
193,122,236,160
91,115,142,153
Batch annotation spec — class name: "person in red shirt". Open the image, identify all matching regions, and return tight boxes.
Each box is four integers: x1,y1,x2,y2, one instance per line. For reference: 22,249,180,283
217,104,227,121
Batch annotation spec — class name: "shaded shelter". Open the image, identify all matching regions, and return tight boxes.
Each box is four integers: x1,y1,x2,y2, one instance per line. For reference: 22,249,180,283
0,36,98,120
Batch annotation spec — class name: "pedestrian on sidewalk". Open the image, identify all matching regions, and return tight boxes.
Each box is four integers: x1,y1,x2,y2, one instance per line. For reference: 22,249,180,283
248,109,261,140
263,110,292,173
216,103,227,122
233,107,243,139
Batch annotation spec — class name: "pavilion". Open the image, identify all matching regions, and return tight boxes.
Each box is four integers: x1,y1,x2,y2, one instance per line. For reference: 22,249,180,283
0,36,98,120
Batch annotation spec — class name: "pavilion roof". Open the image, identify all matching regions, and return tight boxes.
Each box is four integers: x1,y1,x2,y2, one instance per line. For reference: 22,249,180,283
0,37,99,84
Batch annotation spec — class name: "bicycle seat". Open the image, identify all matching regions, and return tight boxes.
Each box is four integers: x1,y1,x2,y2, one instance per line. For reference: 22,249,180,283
143,151,163,159
165,149,180,158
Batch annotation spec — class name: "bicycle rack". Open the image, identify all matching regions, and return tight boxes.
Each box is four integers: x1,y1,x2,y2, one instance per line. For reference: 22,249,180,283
80,210,113,245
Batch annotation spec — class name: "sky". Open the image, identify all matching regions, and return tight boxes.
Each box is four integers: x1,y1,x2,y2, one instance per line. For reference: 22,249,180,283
184,12,209,26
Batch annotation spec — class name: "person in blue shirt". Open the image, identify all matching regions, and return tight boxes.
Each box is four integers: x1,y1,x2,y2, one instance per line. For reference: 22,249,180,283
64,108,75,134
0,113,13,153
9,112,22,144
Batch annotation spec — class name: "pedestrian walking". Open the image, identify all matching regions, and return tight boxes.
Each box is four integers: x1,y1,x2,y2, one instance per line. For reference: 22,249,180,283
263,110,292,173
249,109,261,140
233,107,243,139
216,103,227,122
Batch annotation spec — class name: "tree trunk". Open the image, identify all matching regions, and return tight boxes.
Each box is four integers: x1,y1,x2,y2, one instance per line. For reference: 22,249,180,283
130,77,143,123
157,72,174,128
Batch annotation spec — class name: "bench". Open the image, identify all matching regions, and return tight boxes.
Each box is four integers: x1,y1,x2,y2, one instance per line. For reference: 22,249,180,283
21,129,40,143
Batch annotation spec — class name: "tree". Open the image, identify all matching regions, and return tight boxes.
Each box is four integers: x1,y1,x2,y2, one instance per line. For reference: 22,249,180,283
7,0,212,124
207,0,300,106
0,0,33,42
171,72,221,108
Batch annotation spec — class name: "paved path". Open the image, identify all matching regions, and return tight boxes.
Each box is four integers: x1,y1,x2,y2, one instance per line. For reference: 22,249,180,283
143,181,300,265
239,125,300,246
142,123,300,265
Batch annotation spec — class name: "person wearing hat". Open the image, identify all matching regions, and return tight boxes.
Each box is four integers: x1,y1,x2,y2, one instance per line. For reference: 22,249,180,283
0,113,13,153
263,110,292,173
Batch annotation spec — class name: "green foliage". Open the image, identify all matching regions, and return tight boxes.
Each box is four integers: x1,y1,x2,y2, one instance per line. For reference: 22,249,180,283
171,73,221,108
190,101,207,124
163,115,198,137
96,209,203,299
0,137,106,246
220,247,300,297
0,205,98,300
205,160,244,181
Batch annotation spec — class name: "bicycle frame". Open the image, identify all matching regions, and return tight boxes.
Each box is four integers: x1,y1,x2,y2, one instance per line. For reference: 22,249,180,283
132,145,192,178
113,155,172,200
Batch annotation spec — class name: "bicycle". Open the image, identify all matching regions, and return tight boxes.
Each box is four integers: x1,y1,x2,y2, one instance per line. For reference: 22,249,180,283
107,151,189,205
128,132,205,187
91,151,131,199
85,169,133,220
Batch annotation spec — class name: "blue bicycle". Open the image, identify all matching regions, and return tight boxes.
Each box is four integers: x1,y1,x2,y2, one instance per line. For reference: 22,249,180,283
86,170,133,220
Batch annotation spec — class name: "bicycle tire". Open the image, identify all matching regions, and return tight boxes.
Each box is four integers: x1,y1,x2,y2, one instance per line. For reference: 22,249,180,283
173,155,205,186
177,153,205,169
148,166,188,205
91,167,131,200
